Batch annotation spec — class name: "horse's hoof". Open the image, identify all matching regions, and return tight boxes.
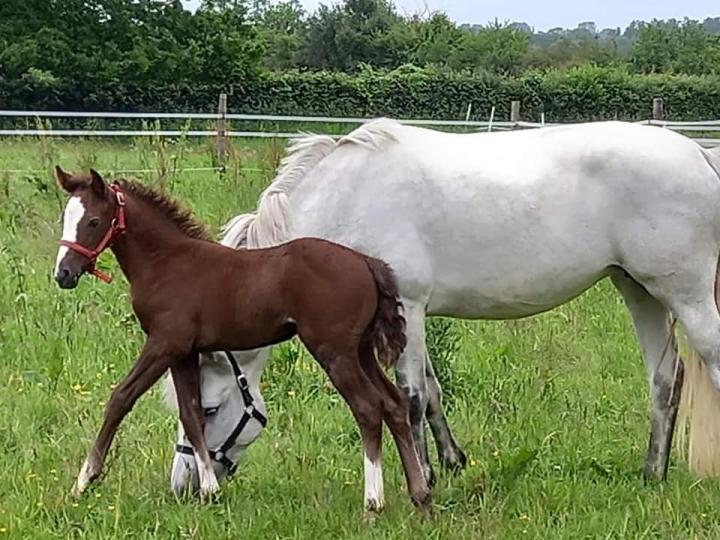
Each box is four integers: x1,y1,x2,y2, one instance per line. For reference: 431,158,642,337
441,447,468,472
423,464,437,488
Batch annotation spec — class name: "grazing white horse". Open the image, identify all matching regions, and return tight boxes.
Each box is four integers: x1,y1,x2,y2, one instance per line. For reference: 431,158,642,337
169,119,720,504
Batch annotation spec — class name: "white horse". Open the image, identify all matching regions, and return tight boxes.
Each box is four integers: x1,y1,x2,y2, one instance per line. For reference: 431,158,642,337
169,119,720,506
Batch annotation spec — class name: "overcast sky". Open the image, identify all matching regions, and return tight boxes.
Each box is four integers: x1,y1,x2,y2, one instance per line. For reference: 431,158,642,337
182,0,718,31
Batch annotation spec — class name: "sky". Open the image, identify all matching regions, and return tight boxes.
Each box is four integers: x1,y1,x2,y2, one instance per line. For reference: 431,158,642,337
183,0,718,31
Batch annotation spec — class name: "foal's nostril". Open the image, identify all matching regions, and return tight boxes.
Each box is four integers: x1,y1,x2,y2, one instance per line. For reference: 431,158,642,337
61,268,70,278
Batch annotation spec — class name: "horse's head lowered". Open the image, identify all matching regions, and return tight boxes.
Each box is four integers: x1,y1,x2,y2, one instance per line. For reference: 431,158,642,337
167,349,269,494
54,167,126,288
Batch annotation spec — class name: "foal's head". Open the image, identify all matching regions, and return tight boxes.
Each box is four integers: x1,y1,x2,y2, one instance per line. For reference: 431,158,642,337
54,167,121,288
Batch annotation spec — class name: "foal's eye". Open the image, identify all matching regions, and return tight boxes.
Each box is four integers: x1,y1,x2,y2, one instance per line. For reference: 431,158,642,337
88,217,100,228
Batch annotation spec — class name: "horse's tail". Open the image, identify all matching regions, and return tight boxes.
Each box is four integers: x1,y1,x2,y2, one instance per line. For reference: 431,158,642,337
364,257,407,369
675,148,720,476
676,333,720,476
220,119,401,249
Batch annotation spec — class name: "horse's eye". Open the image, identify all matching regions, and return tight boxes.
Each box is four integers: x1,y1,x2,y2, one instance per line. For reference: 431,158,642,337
204,406,220,417
88,217,100,228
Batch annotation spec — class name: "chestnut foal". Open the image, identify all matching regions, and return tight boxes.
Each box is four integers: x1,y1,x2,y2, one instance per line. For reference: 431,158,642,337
52,167,430,511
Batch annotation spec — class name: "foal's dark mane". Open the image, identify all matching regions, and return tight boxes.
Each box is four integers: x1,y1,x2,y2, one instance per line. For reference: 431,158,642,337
117,179,212,241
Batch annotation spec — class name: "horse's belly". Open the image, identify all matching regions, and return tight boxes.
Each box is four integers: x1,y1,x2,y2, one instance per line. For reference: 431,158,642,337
426,263,610,319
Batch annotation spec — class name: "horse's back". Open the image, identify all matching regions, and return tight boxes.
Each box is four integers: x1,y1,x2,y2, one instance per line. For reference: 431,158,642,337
288,121,720,318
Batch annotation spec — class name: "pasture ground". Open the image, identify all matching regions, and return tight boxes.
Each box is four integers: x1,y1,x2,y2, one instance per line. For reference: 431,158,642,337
1,136,720,539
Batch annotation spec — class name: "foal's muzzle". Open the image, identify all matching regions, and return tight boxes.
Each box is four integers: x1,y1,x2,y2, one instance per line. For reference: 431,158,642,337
55,267,81,289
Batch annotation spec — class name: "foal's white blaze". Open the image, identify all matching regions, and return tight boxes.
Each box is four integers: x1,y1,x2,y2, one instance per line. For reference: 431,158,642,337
363,453,384,511
54,196,86,276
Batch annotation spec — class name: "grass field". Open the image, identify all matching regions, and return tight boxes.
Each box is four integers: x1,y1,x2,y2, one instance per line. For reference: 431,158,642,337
2,135,720,539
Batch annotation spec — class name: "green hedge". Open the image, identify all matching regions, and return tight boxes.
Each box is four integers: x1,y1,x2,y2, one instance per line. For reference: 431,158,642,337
2,66,720,122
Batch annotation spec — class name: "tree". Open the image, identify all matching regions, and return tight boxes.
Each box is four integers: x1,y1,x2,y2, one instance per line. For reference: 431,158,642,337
450,23,529,75
254,0,306,70
408,13,463,67
631,19,720,75
297,0,408,70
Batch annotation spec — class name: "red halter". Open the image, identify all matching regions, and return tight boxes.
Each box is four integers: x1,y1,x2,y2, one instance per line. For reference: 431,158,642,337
59,183,126,284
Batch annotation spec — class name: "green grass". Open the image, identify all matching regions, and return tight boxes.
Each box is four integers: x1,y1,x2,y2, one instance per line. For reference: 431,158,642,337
1,136,719,539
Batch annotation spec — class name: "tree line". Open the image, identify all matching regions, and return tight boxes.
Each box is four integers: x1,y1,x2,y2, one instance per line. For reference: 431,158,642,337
1,0,719,89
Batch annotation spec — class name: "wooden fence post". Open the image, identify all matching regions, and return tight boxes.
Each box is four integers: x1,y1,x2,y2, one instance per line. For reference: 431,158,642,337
217,93,227,171
510,100,521,124
652,97,665,123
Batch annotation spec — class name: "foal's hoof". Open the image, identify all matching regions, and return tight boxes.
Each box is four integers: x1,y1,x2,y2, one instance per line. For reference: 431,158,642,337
364,497,384,514
411,489,433,516
198,480,220,503
71,481,87,498
364,505,383,524
71,459,100,496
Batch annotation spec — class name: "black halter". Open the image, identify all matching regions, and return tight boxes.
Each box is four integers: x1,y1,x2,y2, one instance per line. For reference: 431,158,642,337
175,351,268,476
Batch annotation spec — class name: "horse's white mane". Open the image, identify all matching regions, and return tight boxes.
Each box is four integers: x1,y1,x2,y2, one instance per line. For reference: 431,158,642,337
222,118,402,249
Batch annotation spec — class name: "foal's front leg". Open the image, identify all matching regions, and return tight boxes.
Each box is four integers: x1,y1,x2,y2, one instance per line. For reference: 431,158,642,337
171,357,220,500
73,338,175,495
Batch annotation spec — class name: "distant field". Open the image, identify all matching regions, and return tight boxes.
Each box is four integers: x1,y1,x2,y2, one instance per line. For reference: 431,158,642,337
2,136,720,539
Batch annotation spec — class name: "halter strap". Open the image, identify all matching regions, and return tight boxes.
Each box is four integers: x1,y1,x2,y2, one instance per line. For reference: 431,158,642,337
176,351,267,477
59,183,126,283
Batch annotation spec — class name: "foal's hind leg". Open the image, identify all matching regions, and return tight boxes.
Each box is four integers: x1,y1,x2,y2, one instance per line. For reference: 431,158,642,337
306,345,386,511
359,343,431,510
612,271,684,480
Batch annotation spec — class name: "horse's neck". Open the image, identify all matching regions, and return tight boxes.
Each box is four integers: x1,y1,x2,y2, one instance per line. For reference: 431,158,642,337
236,348,271,401
111,194,190,283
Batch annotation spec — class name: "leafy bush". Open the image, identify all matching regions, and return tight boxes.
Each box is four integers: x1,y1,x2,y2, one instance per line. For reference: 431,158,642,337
2,65,720,122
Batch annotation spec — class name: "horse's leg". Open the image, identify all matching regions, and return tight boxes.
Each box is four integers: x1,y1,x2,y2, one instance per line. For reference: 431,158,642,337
358,343,431,510
171,357,219,500
611,271,684,480
663,286,720,476
394,303,435,486
73,338,174,495
424,351,467,471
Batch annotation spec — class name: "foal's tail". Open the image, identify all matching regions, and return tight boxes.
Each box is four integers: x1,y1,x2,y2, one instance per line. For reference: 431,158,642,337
364,257,407,368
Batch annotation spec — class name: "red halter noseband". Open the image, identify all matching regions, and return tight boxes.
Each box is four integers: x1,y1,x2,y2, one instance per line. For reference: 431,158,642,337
59,183,126,284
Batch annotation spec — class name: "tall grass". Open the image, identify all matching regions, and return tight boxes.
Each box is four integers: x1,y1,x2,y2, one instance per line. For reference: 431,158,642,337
1,137,719,539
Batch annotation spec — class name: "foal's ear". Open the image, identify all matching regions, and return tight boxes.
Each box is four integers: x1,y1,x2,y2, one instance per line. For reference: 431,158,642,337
89,169,108,197
54,166,85,193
